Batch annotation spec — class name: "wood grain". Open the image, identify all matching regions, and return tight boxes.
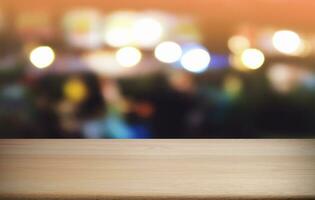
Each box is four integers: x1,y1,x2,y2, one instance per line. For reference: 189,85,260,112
0,139,315,199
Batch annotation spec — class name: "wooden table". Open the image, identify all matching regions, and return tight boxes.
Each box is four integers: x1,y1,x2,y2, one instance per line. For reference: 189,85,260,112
0,139,315,199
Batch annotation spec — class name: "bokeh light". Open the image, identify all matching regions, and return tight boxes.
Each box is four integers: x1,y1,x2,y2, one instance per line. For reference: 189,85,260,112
29,46,55,69
267,64,295,93
295,39,312,57
240,48,265,70
4,4,315,139
132,17,163,47
229,54,247,71
63,78,88,103
154,41,182,63
83,50,125,76
103,12,136,47
115,47,142,67
174,19,202,42
223,75,243,97
180,48,210,73
63,10,102,49
104,27,133,47
228,35,250,54
272,30,302,55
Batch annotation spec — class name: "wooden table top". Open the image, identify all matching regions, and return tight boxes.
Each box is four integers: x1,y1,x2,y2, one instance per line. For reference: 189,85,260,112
0,139,315,199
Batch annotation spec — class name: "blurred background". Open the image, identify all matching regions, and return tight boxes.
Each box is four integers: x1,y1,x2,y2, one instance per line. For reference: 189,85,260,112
1,0,315,138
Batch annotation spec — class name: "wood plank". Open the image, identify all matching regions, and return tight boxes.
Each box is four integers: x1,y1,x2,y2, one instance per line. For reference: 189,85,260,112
0,139,315,199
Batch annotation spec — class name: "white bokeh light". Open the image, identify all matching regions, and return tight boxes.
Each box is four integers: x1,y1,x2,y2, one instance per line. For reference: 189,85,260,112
272,30,302,55
132,17,163,47
29,46,55,69
241,48,265,70
154,41,182,63
115,47,142,67
180,48,211,73
103,12,137,48
104,27,134,47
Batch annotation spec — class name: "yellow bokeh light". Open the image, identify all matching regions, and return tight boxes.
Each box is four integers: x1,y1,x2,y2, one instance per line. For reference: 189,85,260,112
180,48,211,73
115,47,142,67
63,78,88,103
154,41,182,63
229,55,248,72
272,30,302,55
295,39,312,57
241,48,265,70
29,46,55,69
228,35,250,54
132,17,163,47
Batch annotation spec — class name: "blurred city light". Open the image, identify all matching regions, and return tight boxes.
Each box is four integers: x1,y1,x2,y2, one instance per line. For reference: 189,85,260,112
209,54,230,69
154,41,182,63
174,18,202,42
103,12,136,47
104,27,133,48
267,64,296,93
267,63,314,93
132,17,164,48
228,35,250,54
180,48,211,73
29,46,55,69
240,48,265,70
229,55,247,72
223,75,243,97
295,39,312,57
115,47,142,67
2,2,315,139
272,30,302,55
63,78,88,103
63,10,102,49
83,50,123,75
